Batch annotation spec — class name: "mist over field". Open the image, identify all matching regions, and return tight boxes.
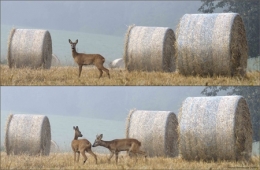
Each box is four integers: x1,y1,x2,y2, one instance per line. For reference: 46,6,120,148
1,86,225,151
0,1,203,64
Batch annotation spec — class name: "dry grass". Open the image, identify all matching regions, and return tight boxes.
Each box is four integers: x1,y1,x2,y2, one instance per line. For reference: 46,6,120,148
1,152,259,169
0,65,259,86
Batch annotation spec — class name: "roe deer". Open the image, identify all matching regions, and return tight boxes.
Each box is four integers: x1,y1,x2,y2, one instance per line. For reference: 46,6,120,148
71,126,97,164
69,39,110,78
92,134,146,164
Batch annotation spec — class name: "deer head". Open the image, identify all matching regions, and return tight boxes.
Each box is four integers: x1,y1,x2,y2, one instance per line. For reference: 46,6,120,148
69,39,78,51
73,126,83,139
92,134,103,147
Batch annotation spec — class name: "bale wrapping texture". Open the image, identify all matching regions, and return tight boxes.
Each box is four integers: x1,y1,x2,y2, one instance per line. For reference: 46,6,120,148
7,28,52,69
124,25,176,72
179,96,252,161
126,109,178,157
176,13,248,76
5,114,51,156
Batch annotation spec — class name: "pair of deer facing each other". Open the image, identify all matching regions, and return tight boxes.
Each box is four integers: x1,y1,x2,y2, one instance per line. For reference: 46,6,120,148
71,126,147,165
69,39,110,79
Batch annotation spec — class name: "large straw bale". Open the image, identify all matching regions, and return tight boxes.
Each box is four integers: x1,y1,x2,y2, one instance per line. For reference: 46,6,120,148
179,96,252,161
5,114,51,156
7,28,52,69
125,109,178,157
124,25,176,72
176,13,248,76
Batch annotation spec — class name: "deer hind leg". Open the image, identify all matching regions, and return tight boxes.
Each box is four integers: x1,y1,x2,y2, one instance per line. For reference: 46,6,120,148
102,66,110,79
137,150,147,160
87,149,97,164
80,150,88,164
115,151,119,164
78,65,83,78
97,68,103,79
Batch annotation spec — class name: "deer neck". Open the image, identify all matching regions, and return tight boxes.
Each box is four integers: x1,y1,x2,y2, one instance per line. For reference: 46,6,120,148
72,49,78,58
100,140,111,148
74,133,78,140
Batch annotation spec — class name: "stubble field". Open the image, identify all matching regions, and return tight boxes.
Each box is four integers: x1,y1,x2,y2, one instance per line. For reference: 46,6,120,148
1,65,259,86
1,152,259,170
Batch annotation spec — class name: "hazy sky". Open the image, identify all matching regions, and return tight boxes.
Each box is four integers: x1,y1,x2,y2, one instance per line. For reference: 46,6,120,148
1,1,203,34
1,86,214,121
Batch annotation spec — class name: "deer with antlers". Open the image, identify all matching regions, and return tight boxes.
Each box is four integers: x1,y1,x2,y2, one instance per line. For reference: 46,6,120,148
69,39,110,78
71,126,97,164
92,134,146,164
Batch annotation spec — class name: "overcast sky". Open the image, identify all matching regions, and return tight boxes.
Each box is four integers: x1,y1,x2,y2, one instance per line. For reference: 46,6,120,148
1,86,213,121
1,1,203,34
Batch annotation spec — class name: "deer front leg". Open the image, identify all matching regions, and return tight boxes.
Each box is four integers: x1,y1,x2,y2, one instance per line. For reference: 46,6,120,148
74,151,76,162
78,65,83,77
108,151,114,162
115,151,119,164
77,151,80,162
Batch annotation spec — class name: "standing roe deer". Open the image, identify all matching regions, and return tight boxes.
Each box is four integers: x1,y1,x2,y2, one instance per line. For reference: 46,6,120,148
71,126,97,164
69,39,110,78
92,134,146,164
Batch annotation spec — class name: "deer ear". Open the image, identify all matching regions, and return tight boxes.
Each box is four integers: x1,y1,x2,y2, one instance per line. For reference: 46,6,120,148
100,134,103,139
75,39,78,44
73,126,75,130
69,39,71,43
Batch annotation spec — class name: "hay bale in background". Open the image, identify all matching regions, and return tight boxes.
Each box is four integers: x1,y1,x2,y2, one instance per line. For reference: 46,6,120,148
124,25,176,72
50,140,59,153
176,13,248,76
179,96,252,161
7,28,52,69
5,114,51,156
51,54,60,66
125,109,178,157
110,58,125,69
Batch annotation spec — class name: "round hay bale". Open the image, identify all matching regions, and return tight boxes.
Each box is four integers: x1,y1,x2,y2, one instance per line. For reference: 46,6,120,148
5,114,51,156
176,13,248,76
125,109,178,157
7,28,52,69
110,58,125,69
50,140,60,153
179,96,252,161
51,54,61,66
124,25,176,72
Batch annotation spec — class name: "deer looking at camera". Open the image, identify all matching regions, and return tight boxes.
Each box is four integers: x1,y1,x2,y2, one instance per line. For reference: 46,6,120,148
68,39,110,78
92,134,146,164
71,126,97,164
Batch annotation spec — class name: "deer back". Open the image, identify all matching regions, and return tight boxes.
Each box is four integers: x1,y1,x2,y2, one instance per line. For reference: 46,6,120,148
72,139,92,151
110,138,141,151
74,53,104,65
